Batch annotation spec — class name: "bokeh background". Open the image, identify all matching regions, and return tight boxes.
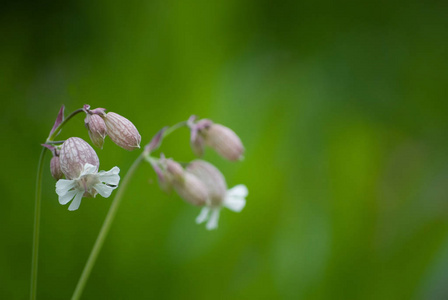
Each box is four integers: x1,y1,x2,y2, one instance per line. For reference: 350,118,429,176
2,0,448,299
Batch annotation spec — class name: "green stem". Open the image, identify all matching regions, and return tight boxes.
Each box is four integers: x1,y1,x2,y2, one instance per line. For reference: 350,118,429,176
31,107,84,300
30,147,47,300
71,120,188,300
71,154,144,300
47,108,84,142
163,120,187,138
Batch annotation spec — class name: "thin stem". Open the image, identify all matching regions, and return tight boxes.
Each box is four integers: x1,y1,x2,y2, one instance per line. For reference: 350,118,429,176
163,120,187,138
31,107,84,300
47,108,84,142
30,147,47,300
71,154,144,300
71,120,188,299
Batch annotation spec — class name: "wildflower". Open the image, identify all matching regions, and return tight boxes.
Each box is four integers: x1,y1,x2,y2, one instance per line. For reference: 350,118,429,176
85,114,107,149
186,160,248,230
103,112,141,151
56,163,120,211
188,116,244,161
56,137,120,210
50,156,63,180
164,159,209,206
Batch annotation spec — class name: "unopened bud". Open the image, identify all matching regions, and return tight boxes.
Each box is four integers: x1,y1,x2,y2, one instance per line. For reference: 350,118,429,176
189,118,212,157
173,173,209,206
205,124,244,161
85,114,107,149
165,159,184,180
103,112,141,151
50,156,64,180
59,137,100,179
186,160,227,206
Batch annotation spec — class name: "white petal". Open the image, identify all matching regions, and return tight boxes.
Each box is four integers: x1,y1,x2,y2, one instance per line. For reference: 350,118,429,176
196,207,210,224
206,208,221,230
93,183,116,198
227,184,248,198
81,163,98,176
58,189,78,205
56,179,76,196
68,190,83,211
97,166,120,186
223,196,246,212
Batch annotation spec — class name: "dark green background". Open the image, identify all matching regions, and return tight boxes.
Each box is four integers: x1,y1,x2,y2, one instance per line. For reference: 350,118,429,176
2,0,448,299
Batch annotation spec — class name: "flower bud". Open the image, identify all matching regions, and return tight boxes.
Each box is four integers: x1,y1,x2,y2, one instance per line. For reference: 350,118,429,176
85,114,107,149
103,112,141,151
59,137,100,179
173,173,209,206
163,158,209,206
186,160,227,206
189,118,212,157
165,159,184,181
50,156,64,180
204,124,244,161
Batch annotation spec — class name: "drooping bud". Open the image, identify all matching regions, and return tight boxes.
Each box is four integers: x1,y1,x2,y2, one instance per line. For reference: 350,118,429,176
173,173,209,206
204,124,244,161
85,114,107,149
59,137,100,179
50,156,63,180
164,158,209,206
102,112,141,151
186,160,227,206
165,159,184,181
188,117,212,157
147,154,173,194
189,117,244,161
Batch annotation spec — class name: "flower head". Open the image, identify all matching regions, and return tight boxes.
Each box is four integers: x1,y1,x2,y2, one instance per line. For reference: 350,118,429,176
186,160,248,230
102,112,141,151
56,163,120,211
85,114,107,149
59,137,99,180
188,116,244,161
165,159,209,206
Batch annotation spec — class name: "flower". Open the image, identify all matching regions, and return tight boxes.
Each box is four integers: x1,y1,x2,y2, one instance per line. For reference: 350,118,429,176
164,159,209,206
103,112,141,151
59,137,99,180
186,160,248,230
85,114,107,149
188,116,244,161
195,184,248,230
56,163,120,211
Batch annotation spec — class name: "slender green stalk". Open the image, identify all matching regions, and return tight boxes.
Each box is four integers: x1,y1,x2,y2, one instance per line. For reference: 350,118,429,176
71,154,144,300
30,147,47,300
47,108,84,141
71,120,188,300
31,107,84,300
163,120,187,138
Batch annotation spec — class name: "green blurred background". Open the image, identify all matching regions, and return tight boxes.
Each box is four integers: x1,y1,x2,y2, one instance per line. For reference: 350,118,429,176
2,0,448,299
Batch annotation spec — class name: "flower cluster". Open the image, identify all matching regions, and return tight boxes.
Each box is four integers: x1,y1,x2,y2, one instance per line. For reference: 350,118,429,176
147,116,247,230
43,105,141,210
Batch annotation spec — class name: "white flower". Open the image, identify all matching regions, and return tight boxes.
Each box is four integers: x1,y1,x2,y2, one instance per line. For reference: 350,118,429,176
196,184,248,230
55,163,120,211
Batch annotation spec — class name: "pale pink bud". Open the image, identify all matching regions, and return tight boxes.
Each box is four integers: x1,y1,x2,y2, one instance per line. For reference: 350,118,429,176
173,173,209,206
188,117,212,157
186,160,227,206
103,112,141,151
50,156,64,180
205,124,244,161
165,159,209,206
165,159,184,181
59,137,100,179
85,114,107,149
190,117,244,161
